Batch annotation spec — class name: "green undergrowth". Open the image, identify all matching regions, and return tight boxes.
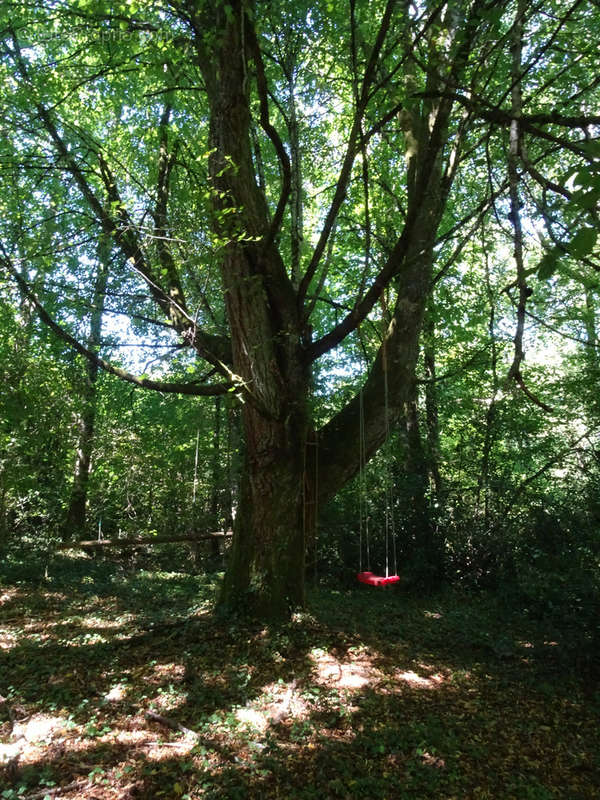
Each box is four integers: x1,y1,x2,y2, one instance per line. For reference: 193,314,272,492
0,553,598,800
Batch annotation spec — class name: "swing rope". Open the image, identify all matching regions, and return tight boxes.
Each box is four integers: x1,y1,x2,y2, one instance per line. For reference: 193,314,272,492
358,388,370,573
382,338,398,577
357,292,399,587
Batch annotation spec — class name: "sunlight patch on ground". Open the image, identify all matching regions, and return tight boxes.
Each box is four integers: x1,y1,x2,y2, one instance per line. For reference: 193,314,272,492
418,750,446,768
0,740,23,764
1,713,71,766
78,614,129,629
0,589,21,606
311,649,383,690
265,680,307,720
13,713,69,743
103,684,128,703
39,591,69,603
423,610,443,619
6,712,199,771
17,615,132,642
235,707,269,732
115,728,196,759
150,663,186,681
63,631,109,646
237,680,310,732
9,731,101,769
151,693,188,713
142,740,197,760
0,628,17,650
395,669,445,689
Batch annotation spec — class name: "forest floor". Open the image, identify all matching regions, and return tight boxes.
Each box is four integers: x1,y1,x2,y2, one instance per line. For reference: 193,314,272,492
0,552,598,800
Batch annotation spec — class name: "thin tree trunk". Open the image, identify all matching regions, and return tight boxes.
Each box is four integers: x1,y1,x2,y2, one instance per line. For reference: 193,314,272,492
63,237,109,539
224,402,238,531
400,382,443,584
208,395,222,559
476,234,500,523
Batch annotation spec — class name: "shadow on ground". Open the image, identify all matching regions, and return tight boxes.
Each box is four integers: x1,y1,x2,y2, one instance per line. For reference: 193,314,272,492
1,554,598,799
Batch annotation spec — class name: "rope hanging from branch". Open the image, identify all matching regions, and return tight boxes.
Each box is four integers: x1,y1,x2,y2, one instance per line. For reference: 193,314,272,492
357,303,400,587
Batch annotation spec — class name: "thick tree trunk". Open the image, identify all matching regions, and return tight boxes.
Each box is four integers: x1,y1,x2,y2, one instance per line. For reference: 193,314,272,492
216,245,309,614
194,0,461,619
220,408,308,618
196,3,311,618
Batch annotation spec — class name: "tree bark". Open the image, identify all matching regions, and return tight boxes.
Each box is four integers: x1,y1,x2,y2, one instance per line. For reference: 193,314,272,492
476,234,500,523
197,3,310,618
583,289,600,418
423,307,443,499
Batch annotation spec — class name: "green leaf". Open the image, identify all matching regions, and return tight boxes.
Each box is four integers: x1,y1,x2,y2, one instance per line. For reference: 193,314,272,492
537,252,559,280
572,188,600,211
579,139,600,158
573,170,600,190
567,227,597,258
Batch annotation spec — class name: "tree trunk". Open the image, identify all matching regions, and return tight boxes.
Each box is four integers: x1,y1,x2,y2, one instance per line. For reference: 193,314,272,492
583,289,600,418
476,236,500,523
197,0,460,619
194,3,311,618
63,238,109,539
217,262,310,616
208,396,223,559
288,70,303,290
423,308,443,499
393,377,443,586
220,411,308,618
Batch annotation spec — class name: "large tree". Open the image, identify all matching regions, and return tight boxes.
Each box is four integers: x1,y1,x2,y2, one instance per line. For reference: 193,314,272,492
1,0,599,617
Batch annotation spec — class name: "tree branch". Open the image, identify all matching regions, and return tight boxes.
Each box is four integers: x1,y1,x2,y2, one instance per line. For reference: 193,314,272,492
297,0,398,313
0,251,233,397
247,23,291,246
6,30,232,369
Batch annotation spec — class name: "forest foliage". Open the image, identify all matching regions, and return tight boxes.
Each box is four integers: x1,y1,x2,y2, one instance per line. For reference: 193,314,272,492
1,3,600,796
0,0,599,630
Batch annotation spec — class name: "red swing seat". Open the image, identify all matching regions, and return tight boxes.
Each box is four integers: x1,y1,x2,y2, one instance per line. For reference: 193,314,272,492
357,571,400,587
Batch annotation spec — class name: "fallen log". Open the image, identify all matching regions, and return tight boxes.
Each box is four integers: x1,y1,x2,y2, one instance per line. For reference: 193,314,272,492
58,531,233,549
